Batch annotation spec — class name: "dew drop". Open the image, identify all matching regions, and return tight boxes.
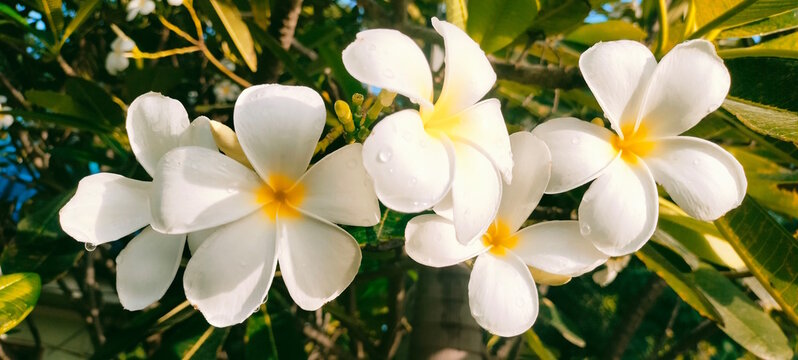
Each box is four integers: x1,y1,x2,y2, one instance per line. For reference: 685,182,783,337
412,201,420,207
580,223,592,236
571,137,580,144
692,159,700,165
410,177,417,185
377,149,393,163
84,243,97,252
226,188,236,194
388,168,395,174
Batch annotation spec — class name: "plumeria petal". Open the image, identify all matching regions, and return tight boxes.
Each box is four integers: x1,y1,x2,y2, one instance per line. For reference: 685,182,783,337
450,142,502,244
126,92,190,177
234,84,326,181
184,212,278,327
579,40,656,136
434,99,513,181
150,147,263,234
59,173,151,245
362,110,453,213
497,132,551,233
637,40,730,137
532,117,619,193
405,214,488,267
277,212,361,311
428,17,496,119
579,158,658,256
297,144,380,226
116,227,185,310
469,253,538,337
644,136,746,220
187,227,216,254
179,116,218,150
512,221,608,276
342,29,433,108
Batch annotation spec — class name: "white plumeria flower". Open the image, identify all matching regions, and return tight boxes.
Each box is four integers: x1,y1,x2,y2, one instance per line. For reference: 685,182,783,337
105,36,135,75
126,0,155,21
166,0,182,6
0,95,13,129
405,132,608,337
591,255,631,287
213,79,241,103
150,84,380,327
533,40,746,256
342,18,512,244
59,93,217,310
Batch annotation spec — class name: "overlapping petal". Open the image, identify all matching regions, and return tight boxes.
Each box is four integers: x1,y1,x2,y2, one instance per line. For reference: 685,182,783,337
59,173,151,245
342,29,433,108
150,147,263,234
277,212,361,311
435,99,513,181
126,92,190,176
404,214,487,267
513,221,608,276
579,40,656,136
579,159,658,256
449,143,502,244
116,227,185,310
637,40,731,138
532,118,619,193
496,132,551,233
362,110,453,212
183,212,278,327
427,17,496,119
179,116,218,150
234,84,326,181
469,253,538,337
297,144,380,226
644,137,746,220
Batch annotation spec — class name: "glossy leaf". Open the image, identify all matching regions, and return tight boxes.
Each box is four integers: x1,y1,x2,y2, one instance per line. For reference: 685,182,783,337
720,9,798,38
693,0,798,35
693,266,793,359
715,196,798,326
636,245,722,322
722,97,798,144
466,0,538,53
726,57,798,113
523,329,557,360
245,305,279,359
726,146,798,216
0,273,41,335
530,0,591,35
207,0,257,72
565,20,647,46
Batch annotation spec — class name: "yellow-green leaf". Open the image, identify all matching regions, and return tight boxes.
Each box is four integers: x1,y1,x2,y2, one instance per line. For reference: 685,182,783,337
61,0,101,45
714,196,798,326
565,20,647,46
723,97,798,144
719,9,798,38
208,0,257,72
466,0,539,53
726,146,798,216
0,273,42,334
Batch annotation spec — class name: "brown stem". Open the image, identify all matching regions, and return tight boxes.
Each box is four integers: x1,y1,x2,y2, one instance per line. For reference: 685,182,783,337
492,59,584,89
605,276,667,360
0,72,31,110
264,0,303,82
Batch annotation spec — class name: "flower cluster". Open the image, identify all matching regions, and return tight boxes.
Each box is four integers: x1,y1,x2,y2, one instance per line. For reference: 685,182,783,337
61,19,745,337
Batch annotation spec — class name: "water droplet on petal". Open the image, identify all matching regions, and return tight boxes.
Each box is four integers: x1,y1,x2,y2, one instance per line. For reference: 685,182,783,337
580,223,592,236
377,149,393,163
571,137,580,144
410,177,417,185
226,188,236,194
84,243,97,252
692,159,700,165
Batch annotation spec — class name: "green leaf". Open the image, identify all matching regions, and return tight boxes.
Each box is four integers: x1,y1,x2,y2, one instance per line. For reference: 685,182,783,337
466,0,539,53
0,109,112,133
692,0,798,37
206,0,257,72
1,192,83,283
692,266,793,359
523,329,557,360
538,298,585,348
722,97,798,144
565,20,647,46
636,245,722,322
714,196,798,326
61,0,101,44
0,273,41,335
726,57,798,113
65,77,124,125
39,0,64,41
249,0,269,30
245,305,279,359
530,0,591,35
0,3,30,29
25,89,96,120
719,9,798,38
721,1,798,29
726,146,798,216
317,42,365,100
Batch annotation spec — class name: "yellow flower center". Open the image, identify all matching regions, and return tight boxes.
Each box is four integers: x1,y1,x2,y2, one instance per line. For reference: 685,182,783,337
255,174,305,221
612,124,655,163
481,220,518,256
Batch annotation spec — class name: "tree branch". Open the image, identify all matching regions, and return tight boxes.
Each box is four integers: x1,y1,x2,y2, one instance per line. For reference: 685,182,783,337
491,59,584,89
605,276,667,360
263,0,303,82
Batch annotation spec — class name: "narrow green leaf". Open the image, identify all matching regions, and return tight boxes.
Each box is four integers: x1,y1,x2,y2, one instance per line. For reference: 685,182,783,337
466,0,539,53
636,245,722,322
565,20,647,46
0,109,112,133
692,266,793,359
65,77,124,125
721,1,798,29
726,57,798,113
39,0,64,41
714,196,798,326
530,0,591,35
61,0,101,44
245,305,279,359
249,0,269,30
719,9,798,38
537,298,585,348
722,97,798,144
207,0,257,72
0,273,41,335
0,3,29,28
523,329,557,360
693,0,798,37
25,89,96,120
